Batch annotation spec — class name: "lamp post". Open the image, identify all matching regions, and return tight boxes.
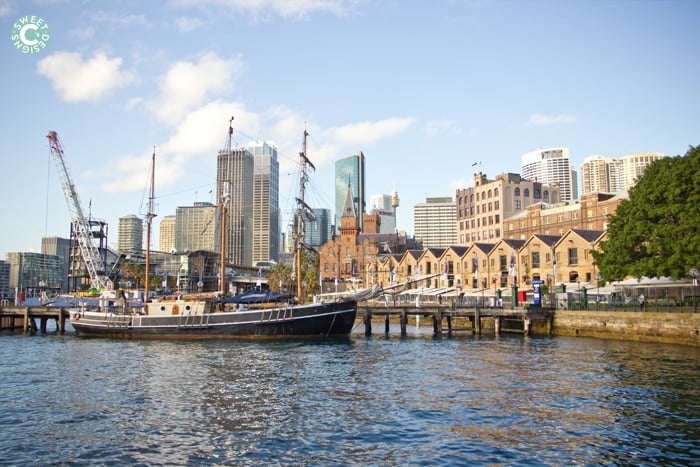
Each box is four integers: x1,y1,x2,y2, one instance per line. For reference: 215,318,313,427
690,268,698,313
595,272,601,311
492,275,497,307
577,277,581,310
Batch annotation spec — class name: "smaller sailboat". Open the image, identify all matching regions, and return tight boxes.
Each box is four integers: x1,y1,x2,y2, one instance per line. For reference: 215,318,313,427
69,125,359,338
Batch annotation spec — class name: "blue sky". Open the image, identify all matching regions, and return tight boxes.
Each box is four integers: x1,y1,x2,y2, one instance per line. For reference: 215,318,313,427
1,0,698,259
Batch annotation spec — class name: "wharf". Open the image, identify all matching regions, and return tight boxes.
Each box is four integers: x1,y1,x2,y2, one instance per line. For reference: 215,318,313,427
357,304,554,337
0,305,71,333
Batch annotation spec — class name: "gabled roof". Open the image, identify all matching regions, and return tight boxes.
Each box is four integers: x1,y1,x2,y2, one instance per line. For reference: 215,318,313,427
501,238,526,250
570,229,606,243
425,247,446,258
531,234,562,248
446,245,469,257
471,242,496,255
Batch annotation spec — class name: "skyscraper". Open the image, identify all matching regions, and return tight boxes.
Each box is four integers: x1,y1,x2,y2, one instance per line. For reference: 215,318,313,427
369,194,397,234
159,215,176,253
250,142,280,265
175,202,218,253
521,148,577,202
414,197,457,248
305,208,332,249
217,147,253,266
335,152,365,232
580,152,665,195
118,215,143,254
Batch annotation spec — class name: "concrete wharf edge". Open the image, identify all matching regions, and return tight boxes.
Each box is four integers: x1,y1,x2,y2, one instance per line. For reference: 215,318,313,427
358,305,700,346
1,305,698,347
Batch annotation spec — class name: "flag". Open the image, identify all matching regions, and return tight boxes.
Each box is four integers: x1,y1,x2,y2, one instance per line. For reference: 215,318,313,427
552,253,557,281
390,268,396,284
319,270,322,288
414,261,419,280
509,251,515,277
473,256,479,281
256,267,262,287
443,260,449,280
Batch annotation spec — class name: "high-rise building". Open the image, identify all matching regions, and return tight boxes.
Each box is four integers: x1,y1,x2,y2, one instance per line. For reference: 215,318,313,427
41,236,71,292
175,202,218,253
369,194,396,234
456,172,561,246
305,208,332,249
118,215,143,254
335,152,365,232
414,197,457,248
580,152,665,195
159,215,176,253
521,148,577,202
217,147,253,266
0,260,10,299
250,142,280,265
7,252,64,292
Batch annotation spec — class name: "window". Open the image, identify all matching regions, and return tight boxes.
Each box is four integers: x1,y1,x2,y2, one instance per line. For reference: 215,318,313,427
524,188,530,197
515,200,521,209
514,188,520,197
532,252,540,268
568,248,578,265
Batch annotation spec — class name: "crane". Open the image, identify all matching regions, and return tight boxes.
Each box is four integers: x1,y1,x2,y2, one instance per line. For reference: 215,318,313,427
47,131,113,291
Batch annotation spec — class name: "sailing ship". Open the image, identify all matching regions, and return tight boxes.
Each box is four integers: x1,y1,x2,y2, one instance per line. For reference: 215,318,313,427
69,124,360,338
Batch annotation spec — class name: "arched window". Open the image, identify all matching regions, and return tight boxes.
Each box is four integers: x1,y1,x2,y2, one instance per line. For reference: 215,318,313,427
514,187,520,197
524,188,530,197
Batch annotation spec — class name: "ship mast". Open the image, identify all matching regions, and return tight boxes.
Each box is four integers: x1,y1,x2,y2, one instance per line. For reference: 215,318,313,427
295,130,315,303
144,147,156,307
220,117,233,296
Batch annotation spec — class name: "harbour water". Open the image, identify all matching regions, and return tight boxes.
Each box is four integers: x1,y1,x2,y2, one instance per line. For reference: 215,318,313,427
0,322,698,466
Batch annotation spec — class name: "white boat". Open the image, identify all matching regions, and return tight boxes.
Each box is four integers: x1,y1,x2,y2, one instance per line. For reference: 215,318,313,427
68,124,359,338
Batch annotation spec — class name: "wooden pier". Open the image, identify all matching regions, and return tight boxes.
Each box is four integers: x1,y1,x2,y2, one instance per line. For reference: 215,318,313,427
0,305,71,334
357,304,554,337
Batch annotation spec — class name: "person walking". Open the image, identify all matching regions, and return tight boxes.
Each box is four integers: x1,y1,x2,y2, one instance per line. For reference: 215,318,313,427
639,294,646,311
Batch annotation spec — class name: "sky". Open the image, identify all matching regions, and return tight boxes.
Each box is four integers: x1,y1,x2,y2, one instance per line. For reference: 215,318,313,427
1,0,699,259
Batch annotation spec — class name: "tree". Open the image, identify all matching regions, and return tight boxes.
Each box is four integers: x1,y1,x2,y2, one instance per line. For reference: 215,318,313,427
593,145,700,281
269,262,292,292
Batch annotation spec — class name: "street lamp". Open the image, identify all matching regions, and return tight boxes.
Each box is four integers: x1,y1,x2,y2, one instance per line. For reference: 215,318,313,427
690,268,698,313
577,277,581,309
492,275,497,307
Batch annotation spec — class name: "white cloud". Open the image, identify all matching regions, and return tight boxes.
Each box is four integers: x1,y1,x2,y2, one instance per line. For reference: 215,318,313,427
89,11,149,27
175,16,204,32
36,51,134,102
102,100,260,194
528,113,576,126
148,52,244,125
168,0,354,19
326,117,416,147
0,0,15,17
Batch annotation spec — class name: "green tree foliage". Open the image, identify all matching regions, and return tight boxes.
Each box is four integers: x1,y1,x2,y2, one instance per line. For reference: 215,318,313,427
269,262,292,292
593,145,700,281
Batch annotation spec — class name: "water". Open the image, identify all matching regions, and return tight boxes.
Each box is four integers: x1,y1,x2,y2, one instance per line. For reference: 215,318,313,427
1,323,698,466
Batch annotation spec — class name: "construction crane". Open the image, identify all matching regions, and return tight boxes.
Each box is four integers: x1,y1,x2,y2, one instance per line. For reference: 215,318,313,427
47,131,113,291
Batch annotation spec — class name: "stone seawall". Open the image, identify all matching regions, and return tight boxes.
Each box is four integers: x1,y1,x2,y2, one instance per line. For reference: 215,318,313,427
552,310,700,347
